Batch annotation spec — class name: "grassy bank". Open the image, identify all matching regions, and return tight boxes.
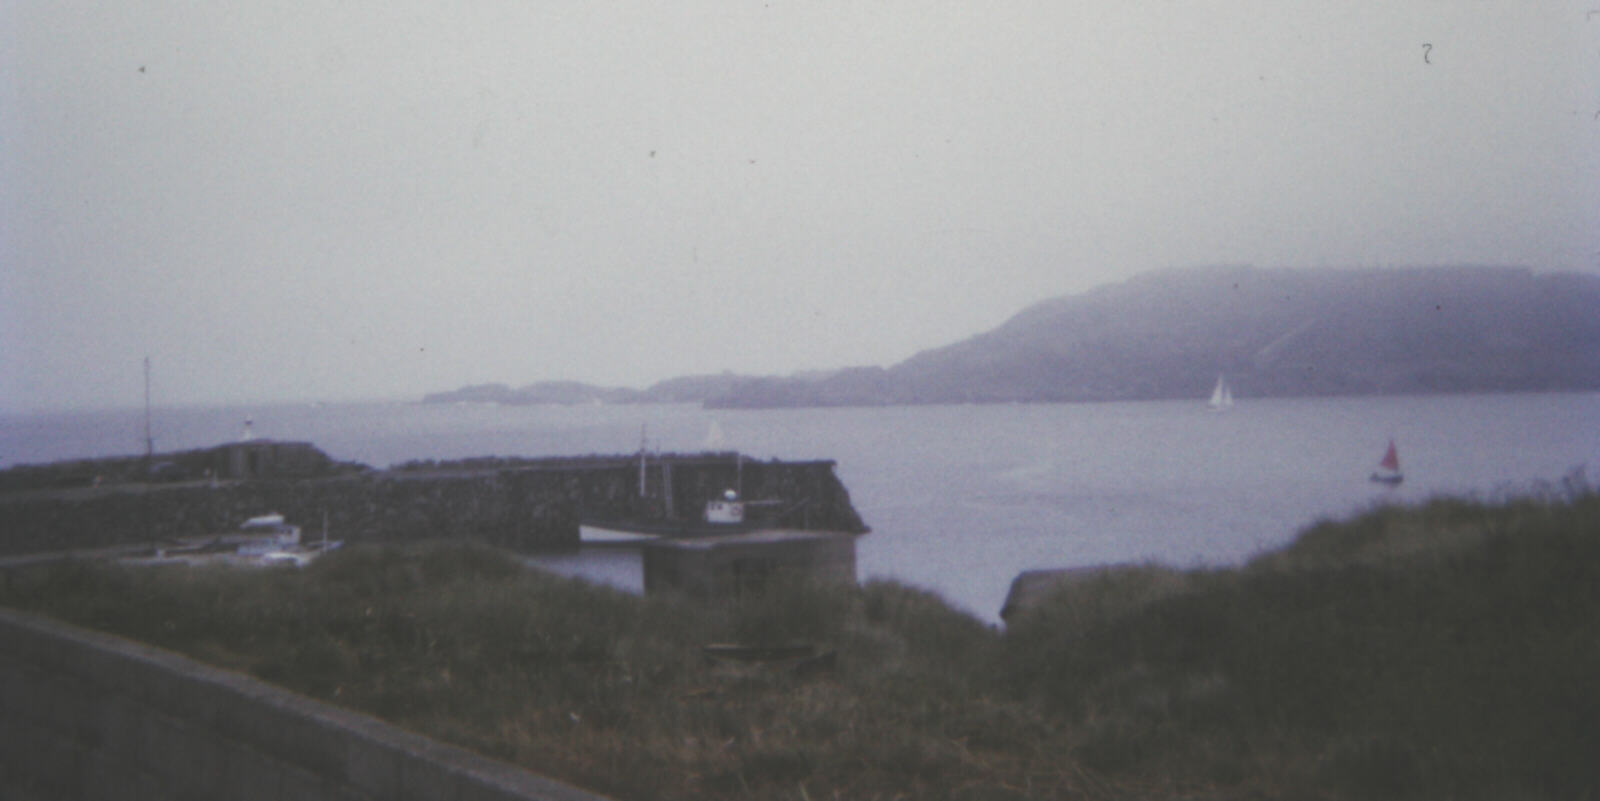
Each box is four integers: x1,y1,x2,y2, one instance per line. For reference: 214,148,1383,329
3,490,1597,800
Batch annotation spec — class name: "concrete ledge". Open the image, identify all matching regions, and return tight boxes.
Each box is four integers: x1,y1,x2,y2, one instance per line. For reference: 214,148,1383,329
0,607,615,801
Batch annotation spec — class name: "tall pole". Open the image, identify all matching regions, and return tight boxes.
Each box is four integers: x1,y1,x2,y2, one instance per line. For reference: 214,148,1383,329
143,357,154,543
663,460,673,518
638,424,648,497
143,356,154,461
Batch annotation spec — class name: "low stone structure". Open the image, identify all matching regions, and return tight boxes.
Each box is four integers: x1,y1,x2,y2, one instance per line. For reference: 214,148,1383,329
0,441,354,493
0,449,868,559
0,469,582,556
999,563,1194,624
999,566,1121,623
641,529,858,600
212,439,331,480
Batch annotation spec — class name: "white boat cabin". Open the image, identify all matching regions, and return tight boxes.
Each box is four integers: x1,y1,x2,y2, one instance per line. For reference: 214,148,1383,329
704,489,745,525
238,513,301,549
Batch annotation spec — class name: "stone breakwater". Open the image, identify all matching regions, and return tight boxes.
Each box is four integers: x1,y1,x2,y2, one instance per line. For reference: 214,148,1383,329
0,450,867,557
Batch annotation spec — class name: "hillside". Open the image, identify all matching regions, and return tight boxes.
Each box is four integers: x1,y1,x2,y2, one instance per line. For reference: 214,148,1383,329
4,490,1597,799
423,373,751,406
707,266,1600,406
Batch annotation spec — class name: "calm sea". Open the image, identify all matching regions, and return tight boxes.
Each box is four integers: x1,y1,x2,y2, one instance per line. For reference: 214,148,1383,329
4,392,1597,622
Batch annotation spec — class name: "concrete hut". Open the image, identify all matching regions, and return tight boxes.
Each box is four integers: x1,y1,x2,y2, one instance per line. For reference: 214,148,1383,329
641,528,858,600
212,439,329,480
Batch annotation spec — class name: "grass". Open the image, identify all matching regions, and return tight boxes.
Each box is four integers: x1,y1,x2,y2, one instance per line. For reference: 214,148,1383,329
3,489,1598,800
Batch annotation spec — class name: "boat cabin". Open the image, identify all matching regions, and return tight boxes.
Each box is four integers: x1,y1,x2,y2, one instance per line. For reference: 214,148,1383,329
236,513,302,554
704,489,745,525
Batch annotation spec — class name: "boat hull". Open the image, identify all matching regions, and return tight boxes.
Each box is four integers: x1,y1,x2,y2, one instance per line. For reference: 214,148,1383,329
579,517,759,539
1369,472,1403,487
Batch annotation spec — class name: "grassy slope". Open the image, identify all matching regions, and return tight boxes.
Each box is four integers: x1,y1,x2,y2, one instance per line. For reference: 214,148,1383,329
1003,493,1600,798
3,491,1596,800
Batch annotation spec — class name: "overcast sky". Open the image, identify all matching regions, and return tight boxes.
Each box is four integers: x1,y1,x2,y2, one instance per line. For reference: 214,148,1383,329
3,2,1597,411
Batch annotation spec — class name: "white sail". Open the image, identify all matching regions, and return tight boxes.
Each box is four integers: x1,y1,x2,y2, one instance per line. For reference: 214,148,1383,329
1208,375,1234,411
704,420,727,449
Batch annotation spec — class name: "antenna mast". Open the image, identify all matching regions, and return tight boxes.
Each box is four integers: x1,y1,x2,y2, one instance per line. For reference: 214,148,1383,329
143,356,154,460
638,424,648,497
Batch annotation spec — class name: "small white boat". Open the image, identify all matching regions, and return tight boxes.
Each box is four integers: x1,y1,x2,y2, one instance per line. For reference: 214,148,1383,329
238,513,301,551
118,513,340,568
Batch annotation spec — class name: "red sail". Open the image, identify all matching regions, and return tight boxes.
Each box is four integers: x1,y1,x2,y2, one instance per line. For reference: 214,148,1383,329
1379,440,1400,471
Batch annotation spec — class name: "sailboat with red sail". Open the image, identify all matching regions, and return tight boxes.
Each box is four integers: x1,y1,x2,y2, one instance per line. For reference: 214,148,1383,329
1369,439,1403,487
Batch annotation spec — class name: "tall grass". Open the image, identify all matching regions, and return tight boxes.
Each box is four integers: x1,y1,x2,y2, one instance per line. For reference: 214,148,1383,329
1001,491,1600,798
4,491,1597,799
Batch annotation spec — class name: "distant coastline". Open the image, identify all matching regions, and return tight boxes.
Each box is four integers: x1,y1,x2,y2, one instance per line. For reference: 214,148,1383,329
426,265,1600,409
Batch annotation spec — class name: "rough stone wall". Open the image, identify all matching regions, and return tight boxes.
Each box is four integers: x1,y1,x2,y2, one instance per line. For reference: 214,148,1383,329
0,471,580,556
0,455,867,557
0,441,354,493
0,607,609,801
574,457,868,533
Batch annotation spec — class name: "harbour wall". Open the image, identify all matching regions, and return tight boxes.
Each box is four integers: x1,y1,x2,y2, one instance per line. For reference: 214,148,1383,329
557,453,867,532
0,607,610,801
0,470,582,556
0,453,867,556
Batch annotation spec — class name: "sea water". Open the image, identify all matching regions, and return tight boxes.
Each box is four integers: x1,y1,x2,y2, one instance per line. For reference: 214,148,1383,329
4,392,1596,622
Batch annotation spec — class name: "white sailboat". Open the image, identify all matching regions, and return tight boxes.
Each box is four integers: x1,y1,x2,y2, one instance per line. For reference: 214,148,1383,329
1207,374,1234,412
704,420,727,450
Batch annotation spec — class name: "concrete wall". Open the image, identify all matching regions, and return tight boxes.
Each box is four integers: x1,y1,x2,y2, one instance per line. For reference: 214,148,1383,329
0,607,610,801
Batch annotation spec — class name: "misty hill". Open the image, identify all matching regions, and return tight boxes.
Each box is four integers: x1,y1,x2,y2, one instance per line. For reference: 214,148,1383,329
423,381,642,405
705,266,1600,407
423,373,752,406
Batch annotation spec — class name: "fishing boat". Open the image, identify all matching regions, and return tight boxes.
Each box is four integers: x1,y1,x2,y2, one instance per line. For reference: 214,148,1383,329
582,489,782,540
118,512,342,568
1207,374,1234,411
1369,439,1403,487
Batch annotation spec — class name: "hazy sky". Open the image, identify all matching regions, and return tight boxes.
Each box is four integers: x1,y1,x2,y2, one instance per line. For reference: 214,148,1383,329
4,2,1598,411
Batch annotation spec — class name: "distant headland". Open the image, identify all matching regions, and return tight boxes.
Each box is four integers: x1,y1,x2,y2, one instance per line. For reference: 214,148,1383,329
425,265,1600,409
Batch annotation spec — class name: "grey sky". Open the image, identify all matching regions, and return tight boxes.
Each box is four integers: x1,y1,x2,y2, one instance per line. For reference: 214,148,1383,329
4,1,1597,411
